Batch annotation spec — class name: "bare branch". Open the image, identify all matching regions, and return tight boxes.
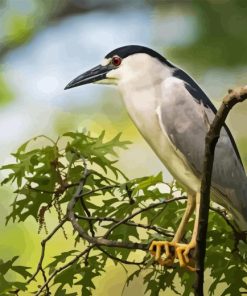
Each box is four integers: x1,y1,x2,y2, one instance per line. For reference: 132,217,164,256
194,85,247,296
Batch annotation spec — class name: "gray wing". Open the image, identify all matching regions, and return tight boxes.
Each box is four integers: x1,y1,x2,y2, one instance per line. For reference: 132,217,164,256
159,75,247,228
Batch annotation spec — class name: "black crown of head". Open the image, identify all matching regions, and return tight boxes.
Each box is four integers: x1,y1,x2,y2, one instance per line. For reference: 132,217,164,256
105,45,174,67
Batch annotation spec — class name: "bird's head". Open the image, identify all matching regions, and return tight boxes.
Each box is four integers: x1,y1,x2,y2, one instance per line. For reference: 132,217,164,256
64,45,174,90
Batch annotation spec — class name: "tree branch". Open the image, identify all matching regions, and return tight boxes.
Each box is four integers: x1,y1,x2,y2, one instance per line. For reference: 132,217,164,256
97,246,147,266
103,196,186,239
12,217,68,295
67,166,186,250
67,192,147,250
40,267,50,295
194,86,247,296
79,197,95,237
67,183,186,250
28,217,68,284
78,184,120,198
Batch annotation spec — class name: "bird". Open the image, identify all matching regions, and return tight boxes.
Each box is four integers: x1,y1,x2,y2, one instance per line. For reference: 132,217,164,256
65,45,247,270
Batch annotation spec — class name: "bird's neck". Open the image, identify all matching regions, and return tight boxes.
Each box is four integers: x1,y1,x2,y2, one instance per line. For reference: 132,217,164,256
118,66,173,111
117,76,164,136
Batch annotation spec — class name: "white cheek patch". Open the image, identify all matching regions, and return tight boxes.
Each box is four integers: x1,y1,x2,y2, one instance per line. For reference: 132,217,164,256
101,58,111,66
106,68,120,79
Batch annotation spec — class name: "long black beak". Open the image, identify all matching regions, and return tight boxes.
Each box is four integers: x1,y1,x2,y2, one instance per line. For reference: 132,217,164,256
64,64,112,90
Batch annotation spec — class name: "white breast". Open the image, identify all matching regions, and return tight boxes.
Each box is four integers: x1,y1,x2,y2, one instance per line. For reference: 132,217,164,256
119,79,201,194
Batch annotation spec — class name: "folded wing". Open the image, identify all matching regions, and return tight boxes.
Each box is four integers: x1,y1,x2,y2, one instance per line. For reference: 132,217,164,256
158,71,247,230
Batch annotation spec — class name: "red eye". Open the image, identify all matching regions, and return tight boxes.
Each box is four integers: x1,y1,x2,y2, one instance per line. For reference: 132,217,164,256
112,56,122,66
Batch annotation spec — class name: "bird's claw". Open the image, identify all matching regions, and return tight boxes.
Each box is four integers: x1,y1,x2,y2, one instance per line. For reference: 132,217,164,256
149,240,196,271
175,241,196,271
149,241,176,267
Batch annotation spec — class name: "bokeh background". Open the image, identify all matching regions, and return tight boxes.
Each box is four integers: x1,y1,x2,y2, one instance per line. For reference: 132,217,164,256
0,0,247,295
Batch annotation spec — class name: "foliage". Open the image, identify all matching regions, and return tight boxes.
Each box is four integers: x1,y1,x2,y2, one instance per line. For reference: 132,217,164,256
0,256,31,295
168,0,247,69
0,130,247,295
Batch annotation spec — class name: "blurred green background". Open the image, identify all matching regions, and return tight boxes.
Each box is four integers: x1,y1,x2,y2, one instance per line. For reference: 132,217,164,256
0,0,247,295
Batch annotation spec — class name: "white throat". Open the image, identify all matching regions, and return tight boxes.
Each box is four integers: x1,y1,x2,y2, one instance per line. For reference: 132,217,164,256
113,54,173,162
115,54,173,120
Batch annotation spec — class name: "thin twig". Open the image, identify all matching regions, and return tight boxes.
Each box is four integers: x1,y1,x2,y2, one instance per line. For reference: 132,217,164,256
74,156,96,237
150,204,168,224
210,205,247,253
27,185,55,194
27,217,68,285
209,206,238,234
12,217,68,294
77,183,119,237
79,198,95,237
65,182,80,189
77,184,120,198
35,245,94,296
40,267,50,295
91,170,122,185
75,214,174,237
97,246,147,266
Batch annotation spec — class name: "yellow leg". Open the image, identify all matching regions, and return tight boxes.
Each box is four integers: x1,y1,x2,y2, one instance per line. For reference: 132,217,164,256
176,192,200,271
173,194,196,243
149,194,196,267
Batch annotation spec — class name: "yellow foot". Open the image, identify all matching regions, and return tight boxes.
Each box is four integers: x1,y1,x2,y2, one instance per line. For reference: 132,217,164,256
175,241,196,272
149,241,176,267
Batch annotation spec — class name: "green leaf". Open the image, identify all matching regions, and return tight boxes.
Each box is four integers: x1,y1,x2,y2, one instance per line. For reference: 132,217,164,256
126,268,142,287
54,265,76,287
1,129,247,295
0,256,19,275
11,265,32,279
0,274,13,294
54,285,77,296
46,250,79,274
74,257,103,296
0,257,29,294
109,223,139,243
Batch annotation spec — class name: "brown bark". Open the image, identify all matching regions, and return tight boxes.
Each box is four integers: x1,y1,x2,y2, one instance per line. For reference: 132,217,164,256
194,86,247,296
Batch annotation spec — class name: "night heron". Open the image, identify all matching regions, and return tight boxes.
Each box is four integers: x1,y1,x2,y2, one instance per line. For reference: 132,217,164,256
65,45,247,270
